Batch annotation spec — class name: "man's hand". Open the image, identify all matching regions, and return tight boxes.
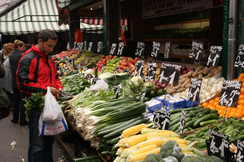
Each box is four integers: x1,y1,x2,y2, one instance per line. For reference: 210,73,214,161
50,87,61,96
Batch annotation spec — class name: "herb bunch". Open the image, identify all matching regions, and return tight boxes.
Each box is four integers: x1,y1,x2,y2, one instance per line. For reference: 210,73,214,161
23,92,44,116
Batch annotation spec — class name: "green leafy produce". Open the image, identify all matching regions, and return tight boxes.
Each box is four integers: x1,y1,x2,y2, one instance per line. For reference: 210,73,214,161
160,156,178,162
145,153,162,162
105,72,131,86
160,140,184,161
23,92,44,116
205,155,223,162
181,155,205,162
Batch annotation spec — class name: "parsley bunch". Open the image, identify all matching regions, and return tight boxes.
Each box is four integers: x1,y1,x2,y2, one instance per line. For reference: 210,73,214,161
23,92,44,116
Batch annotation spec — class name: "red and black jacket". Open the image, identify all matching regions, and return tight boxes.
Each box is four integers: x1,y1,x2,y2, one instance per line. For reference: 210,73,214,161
16,45,63,95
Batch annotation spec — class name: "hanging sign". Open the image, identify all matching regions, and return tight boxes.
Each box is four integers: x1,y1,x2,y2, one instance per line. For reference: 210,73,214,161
237,140,244,162
110,43,117,55
153,109,171,130
207,46,222,66
113,86,120,99
66,42,70,50
164,42,171,59
97,41,103,53
209,129,230,160
83,41,87,50
189,40,204,61
188,78,202,102
135,42,145,56
134,60,144,77
179,110,186,134
117,42,124,56
151,41,161,57
122,69,130,75
234,44,244,67
88,42,93,52
159,63,181,85
218,80,242,108
146,62,157,81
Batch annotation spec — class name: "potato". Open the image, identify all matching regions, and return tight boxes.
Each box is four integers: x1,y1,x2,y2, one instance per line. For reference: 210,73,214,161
192,66,204,77
181,78,191,88
167,88,177,94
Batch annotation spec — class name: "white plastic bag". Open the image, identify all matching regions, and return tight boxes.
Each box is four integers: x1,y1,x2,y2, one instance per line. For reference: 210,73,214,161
86,79,108,91
42,87,63,123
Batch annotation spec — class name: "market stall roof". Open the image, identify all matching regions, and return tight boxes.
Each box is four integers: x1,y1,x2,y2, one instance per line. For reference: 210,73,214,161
80,17,128,26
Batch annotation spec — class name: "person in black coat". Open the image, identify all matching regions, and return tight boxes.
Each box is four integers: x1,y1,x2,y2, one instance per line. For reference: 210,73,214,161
9,40,28,126
123,31,137,59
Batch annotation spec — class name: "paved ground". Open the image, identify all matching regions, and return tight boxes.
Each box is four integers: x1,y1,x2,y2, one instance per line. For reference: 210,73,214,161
0,111,70,162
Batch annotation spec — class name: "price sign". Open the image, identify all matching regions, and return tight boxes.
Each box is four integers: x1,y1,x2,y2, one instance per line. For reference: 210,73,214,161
207,46,222,66
237,140,244,162
218,80,242,108
234,44,244,67
101,64,104,73
135,42,145,56
92,78,101,85
209,129,230,160
66,42,70,50
140,92,146,102
66,58,74,66
84,41,87,50
83,66,88,70
134,60,144,77
151,41,161,57
164,42,171,59
77,42,83,51
86,74,93,83
97,41,103,53
146,62,157,81
188,78,202,102
117,42,124,56
189,40,204,61
88,42,93,52
114,67,119,74
113,86,120,99
122,69,130,75
73,42,76,49
179,110,186,134
153,109,171,130
110,43,117,55
159,63,181,85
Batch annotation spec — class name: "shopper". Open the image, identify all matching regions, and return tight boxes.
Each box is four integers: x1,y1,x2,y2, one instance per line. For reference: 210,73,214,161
123,30,137,59
16,29,63,162
0,43,7,60
0,43,14,63
9,40,28,126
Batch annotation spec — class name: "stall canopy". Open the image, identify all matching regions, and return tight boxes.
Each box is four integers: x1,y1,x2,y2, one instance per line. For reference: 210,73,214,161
0,0,103,35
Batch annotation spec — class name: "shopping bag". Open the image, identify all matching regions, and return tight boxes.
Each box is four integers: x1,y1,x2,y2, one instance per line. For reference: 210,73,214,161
1,106,10,119
42,87,63,123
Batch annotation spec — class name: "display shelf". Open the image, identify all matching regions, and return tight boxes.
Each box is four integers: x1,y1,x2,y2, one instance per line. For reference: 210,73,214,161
156,19,210,26
169,54,208,61
142,38,208,43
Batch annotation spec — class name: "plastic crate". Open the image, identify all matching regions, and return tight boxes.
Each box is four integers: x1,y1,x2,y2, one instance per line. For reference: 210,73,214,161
185,98,200,108
73,155,102,162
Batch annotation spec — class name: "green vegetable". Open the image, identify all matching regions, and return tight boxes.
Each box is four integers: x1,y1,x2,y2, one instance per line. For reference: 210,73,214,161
200,119,218,127
23,92,44,116
160,156,179,162
150,90,157,98
185,118,198,128
145,153,162,162
160,140,184,161
205,155,223,162
181,155,205,162
193,114,216,128
157,89,166,96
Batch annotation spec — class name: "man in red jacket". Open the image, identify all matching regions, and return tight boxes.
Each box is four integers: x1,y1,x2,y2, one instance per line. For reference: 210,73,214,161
16,29,63,162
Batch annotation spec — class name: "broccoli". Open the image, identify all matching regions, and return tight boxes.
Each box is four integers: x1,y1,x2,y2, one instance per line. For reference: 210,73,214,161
145,153,162,162
160,140,184,161
159,156,179,162
205,155,223,162
181,155,205,162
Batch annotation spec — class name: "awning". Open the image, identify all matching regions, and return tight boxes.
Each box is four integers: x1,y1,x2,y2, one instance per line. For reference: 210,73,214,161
80,17,128,26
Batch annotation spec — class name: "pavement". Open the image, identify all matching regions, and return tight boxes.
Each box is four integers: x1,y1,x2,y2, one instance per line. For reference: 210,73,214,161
0,111,70,162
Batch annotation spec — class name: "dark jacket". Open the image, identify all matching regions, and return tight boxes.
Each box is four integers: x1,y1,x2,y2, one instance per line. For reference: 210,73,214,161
123,40,137,58
16,45,63,95
9,49,23,88
0,60,10,108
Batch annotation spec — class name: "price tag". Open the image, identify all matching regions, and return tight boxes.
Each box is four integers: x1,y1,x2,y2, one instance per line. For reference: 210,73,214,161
77,42,83,51
188,78,202,102
97,41,103,53
110,43,117,55
88,42,93,52
151,41,161,57
189,40,204,61
153,109,171,130
114,67,119,74
86,74,93,83
146,62,157,81
73,42,76,49
209,129,230,160
66,42,70,50
135,42,145,56
234,44,244,67
113,86,120,99
117,42,124,56
159,63,181,85
84,41,87,50
179,110,186,134
164,42,171,59
207,46,222,66
237,140,244,162
83,66,88,70
92,78,101,85
140,92,146,102
134,60,144,77
101,64,104,73
122,69,130,75
218,80,242,108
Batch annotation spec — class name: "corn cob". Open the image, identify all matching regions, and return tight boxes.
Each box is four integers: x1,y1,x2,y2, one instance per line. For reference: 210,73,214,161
125,134,150,147
127,148,160,162
116,147,125,156
178,144,188,148
121,123,146,138
136,139,163,149
141,128,174,134
121,146,136,158
132,144,158,156
147,132,176,138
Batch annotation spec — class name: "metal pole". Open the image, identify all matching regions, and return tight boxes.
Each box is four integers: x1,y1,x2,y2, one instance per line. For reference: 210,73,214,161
103,0,107,55
227,0,238,80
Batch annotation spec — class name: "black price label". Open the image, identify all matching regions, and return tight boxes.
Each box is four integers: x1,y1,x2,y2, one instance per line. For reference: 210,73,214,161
73,42,76,49
110,43,117,55
135,42,145,56
146,62,157,81
67,58,74,66
77,42,83,51
218,80,242,108
179,110,186,134
234,44,244,67
117,42,124,56
207,46,222,66
84,41,87,50
97,42,103,53
237,140,244,162
151,41,161,57
140,92,146,102
189,40,204,61
101,64,104,73
153,109,171,130
66,42,70,50
209,129,230,160
159,63,181,86
122,69,130,75
164,42,171,59
88,42,93,52
114,67,119,74
188,78,202,102
134,60,144,77
92,78,101,85
113,86,120,99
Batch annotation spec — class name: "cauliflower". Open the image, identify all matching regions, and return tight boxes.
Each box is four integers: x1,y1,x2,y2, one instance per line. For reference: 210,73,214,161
160,140,184,161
